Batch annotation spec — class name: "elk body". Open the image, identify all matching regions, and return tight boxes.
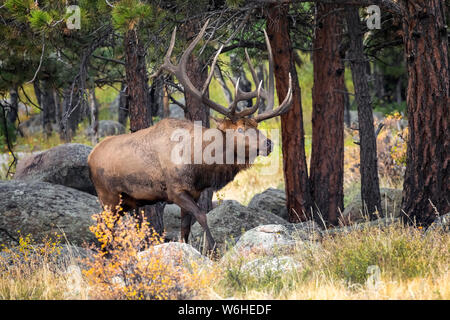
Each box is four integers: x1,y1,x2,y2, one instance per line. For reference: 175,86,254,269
88,21,292,252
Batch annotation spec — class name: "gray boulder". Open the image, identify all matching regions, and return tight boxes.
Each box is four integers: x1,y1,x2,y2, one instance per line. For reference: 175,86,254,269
18,114,42,136
343,188,403,223
0,180,101,247
427,213,450,233
190,200,287,251
241,256,300,278
229,222,322,257
138,242,212,273
163,204,182,241
248,188,288,221
169,100,185,119
13,143,95,195
86,120,125,138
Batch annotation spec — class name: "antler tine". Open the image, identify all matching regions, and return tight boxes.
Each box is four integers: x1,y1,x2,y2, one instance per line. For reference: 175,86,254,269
228,77,241,116
254,73,294,123
201,44,223,96
150,27,177,79
263,30,275,110
179,19,210,68
235,80,263,118
156,19,233,118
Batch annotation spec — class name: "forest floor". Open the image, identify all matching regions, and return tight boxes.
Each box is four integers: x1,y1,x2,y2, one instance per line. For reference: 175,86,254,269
1,218,448,300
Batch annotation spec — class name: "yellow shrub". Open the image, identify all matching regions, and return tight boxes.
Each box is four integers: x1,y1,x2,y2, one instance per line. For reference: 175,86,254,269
84,205,212,299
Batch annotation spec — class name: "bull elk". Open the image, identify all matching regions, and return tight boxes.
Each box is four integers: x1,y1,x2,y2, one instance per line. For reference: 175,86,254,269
88,20,293,253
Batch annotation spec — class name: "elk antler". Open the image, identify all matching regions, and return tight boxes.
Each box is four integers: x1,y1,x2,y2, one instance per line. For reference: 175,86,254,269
154,20,293,122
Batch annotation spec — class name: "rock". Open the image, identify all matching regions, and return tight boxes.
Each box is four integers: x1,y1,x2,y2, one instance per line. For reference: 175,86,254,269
427,213,450,233
349,110,384,124
18,114,41,136
13,143,95,195
190,200,287,251
241,256,300,278
163,204,182,241
18,113,59,136
0,180,101,247
248,188,288,221
343,188,403,223
169,99,185,119
138,242,212,273
85,120,125,138
231,224,297,256
227,221,322,259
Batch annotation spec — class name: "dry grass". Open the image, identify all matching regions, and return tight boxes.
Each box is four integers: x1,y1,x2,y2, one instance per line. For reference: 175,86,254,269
1,215,448,300
211,222,450,300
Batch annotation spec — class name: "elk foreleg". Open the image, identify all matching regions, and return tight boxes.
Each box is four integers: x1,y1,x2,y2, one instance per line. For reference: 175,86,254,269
172,191,216,253
180,209,192,243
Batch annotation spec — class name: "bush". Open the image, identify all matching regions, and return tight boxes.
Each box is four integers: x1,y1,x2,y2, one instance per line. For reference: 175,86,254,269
84,205,212,299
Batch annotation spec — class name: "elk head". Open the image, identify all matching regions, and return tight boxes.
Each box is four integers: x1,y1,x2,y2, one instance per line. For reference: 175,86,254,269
153,20,293,162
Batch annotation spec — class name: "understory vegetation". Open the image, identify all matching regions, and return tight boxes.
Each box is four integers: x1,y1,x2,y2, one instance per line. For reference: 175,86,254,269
1,215,448,300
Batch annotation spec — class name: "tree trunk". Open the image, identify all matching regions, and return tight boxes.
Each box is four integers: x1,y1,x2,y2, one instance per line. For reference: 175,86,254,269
149,75,164,119
310,3,345,225
266,4,312,222
183,21,213,212
118,82,128,127
124,28,152,132
400,0,449,225
89,88,99,145
60,88,80,142
124,28,165,234
53,89,62,137
7,86,18,125
343,81,351,127
345,7,382,218
41,80,56,139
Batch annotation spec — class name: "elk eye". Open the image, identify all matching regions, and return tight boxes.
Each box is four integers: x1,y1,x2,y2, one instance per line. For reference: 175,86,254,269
237,128,244,133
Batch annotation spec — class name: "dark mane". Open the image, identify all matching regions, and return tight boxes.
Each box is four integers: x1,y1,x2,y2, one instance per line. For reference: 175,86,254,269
192,163,251,192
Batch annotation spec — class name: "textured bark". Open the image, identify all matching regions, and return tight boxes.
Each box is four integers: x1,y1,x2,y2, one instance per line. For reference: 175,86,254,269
124,28,151,132
124,29,164,233
118,82,128,127
310,3,345,225
41,81,56,139
149,75,164,118
60,88,80,142
345,7,382,218
7,86,18,124
400,0,449,225
89,89,99,145
266,4,312,222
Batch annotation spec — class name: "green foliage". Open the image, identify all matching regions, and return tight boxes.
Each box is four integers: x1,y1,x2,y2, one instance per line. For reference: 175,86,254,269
112,0,154,31
4,0,35,21
28,9,52,30
225,0,245,8
373,98,407,115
